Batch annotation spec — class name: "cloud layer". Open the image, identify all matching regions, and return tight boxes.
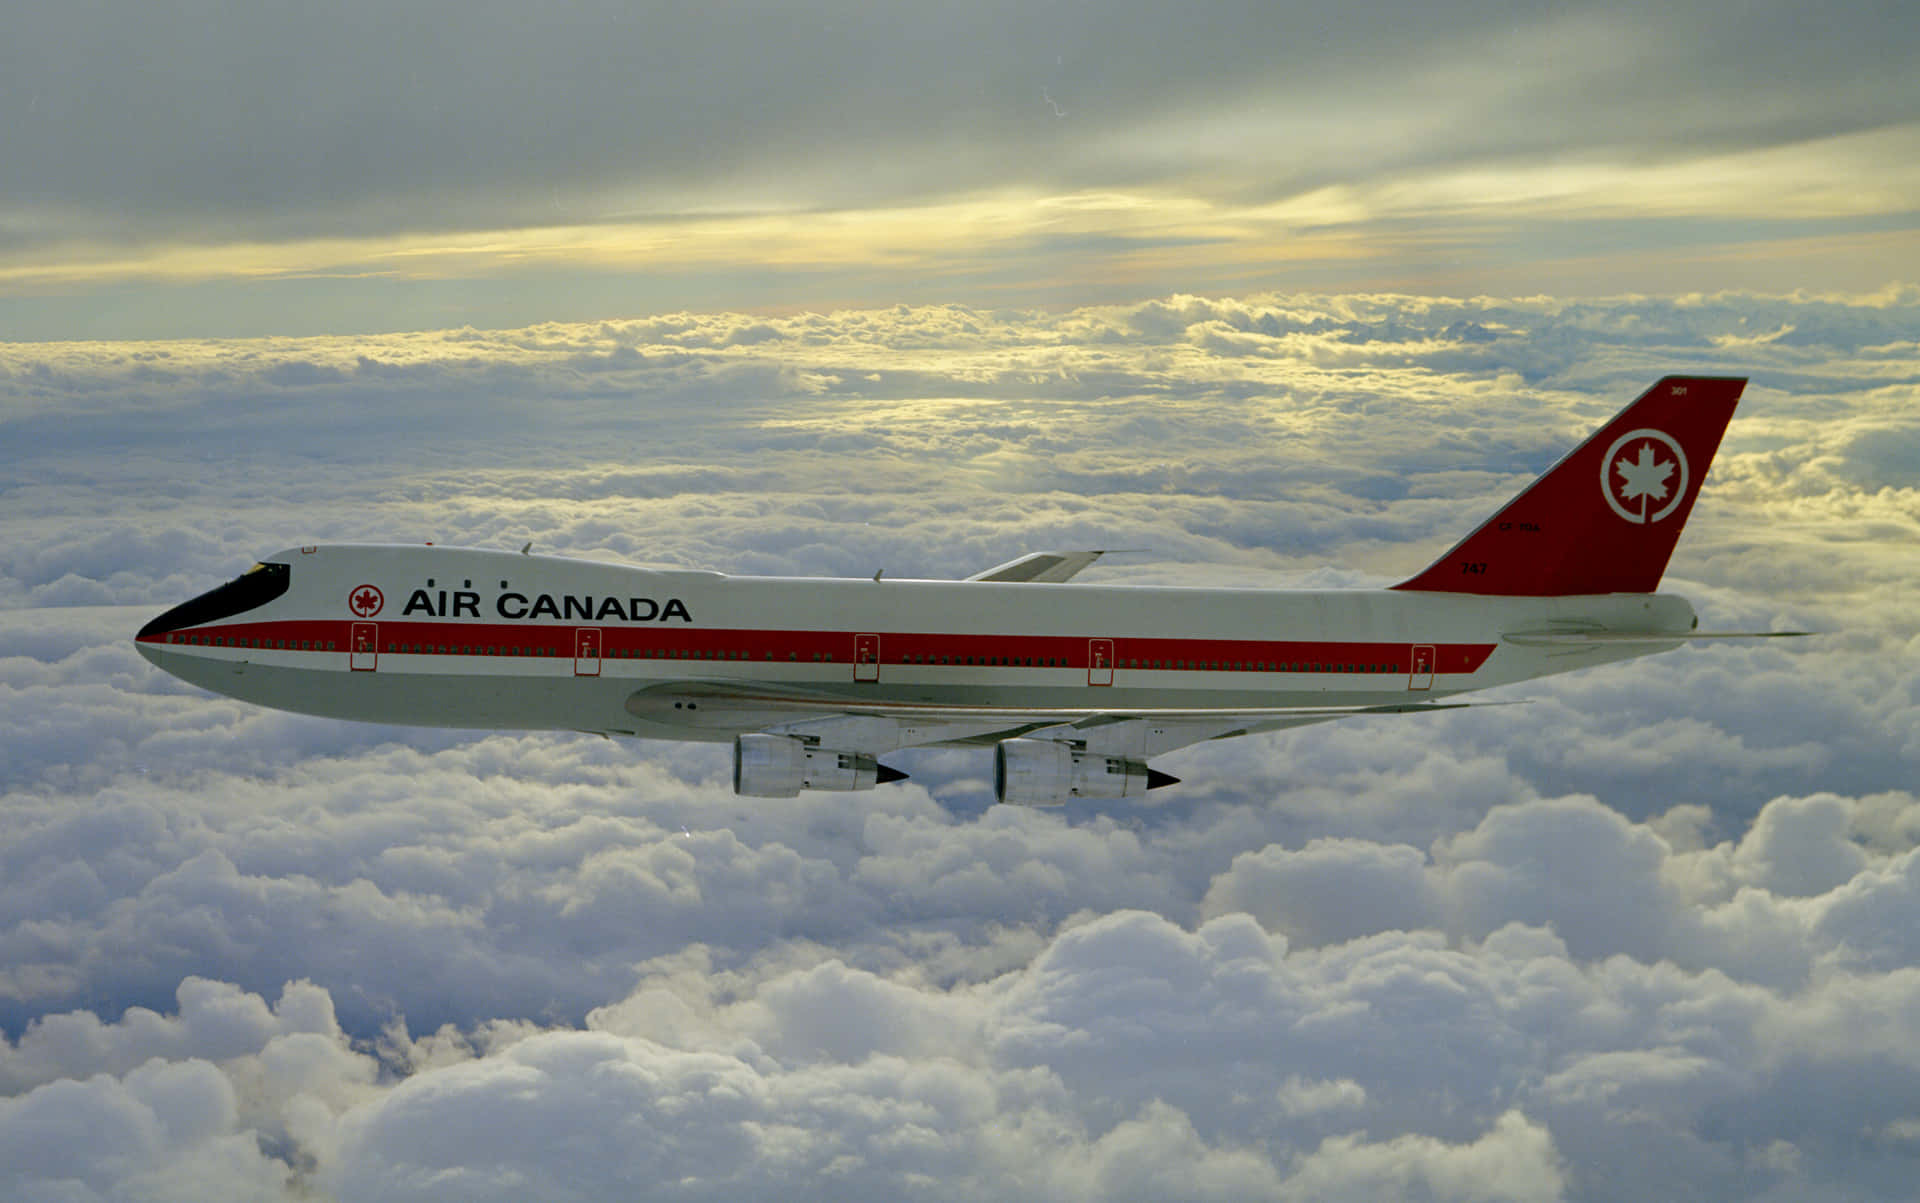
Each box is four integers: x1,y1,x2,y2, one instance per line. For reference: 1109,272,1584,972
3,289,1918,1199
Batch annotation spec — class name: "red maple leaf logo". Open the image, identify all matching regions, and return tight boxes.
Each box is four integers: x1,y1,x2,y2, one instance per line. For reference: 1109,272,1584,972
1614,443,1675,519
349,585,384,617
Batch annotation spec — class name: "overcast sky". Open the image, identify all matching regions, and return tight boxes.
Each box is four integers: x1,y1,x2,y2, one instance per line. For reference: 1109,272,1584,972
4,289,1920,1199
3,0,1919,337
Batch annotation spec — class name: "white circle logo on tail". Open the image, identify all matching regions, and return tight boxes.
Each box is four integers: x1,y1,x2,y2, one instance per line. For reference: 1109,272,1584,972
1602,429,1688,524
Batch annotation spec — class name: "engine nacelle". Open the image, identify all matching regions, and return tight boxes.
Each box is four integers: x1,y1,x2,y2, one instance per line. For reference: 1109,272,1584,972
733,734,884,797
993,738,1158,806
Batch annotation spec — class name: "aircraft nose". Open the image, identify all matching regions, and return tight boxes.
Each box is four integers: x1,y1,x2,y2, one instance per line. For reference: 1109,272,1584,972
137,607,183,640
138,592,211,640
135,560,291,643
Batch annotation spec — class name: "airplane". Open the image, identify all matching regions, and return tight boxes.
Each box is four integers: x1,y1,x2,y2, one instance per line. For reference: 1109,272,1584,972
136,375,1801,805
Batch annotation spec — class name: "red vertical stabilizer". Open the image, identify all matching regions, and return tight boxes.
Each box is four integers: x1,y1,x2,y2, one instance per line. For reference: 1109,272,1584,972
1392,375,1746,596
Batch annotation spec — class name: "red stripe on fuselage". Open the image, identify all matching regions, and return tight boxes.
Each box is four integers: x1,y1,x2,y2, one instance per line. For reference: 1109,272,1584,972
138,620,1496,674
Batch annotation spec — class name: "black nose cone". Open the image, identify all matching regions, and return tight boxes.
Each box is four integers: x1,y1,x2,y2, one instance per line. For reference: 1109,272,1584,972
136,561,291,640
138,604,191,640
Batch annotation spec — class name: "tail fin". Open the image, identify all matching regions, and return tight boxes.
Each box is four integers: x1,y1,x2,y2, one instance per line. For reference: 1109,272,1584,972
1393,375,1746,596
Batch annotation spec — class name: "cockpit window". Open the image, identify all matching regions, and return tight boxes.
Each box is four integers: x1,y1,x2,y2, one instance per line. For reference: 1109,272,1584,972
138,562,292,638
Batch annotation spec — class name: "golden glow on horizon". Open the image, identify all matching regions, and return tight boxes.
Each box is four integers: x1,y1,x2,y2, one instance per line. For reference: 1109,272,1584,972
2,125,1917,297
0,190,1383,290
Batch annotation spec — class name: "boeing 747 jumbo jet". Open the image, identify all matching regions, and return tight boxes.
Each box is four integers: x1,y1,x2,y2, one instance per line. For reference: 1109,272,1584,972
138,376,1797,804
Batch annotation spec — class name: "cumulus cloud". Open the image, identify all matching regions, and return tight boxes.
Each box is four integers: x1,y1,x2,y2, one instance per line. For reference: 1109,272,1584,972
18,877,1920,1199
3,289,1919,1198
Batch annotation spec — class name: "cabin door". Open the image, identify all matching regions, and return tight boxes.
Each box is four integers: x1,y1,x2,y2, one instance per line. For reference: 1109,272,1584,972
1088,638,1115,686
575,628,603,677
854,634,880,682
1409,645,1435,691
351,623,378,672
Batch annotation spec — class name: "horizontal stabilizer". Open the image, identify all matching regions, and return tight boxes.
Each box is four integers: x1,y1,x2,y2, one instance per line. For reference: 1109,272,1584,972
1503,630,1813,647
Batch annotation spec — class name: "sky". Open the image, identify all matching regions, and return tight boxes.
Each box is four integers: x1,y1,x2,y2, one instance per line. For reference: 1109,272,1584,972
2,0,1918,338
4,2,1920,1200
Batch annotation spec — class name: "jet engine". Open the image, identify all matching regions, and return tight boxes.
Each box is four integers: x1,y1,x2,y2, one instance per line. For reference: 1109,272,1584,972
733,733,905,797
992,738,1177,806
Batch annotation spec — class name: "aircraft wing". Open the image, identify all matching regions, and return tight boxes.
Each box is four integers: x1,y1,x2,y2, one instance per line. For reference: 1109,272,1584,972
965,551,1109,583
624,679,1485,759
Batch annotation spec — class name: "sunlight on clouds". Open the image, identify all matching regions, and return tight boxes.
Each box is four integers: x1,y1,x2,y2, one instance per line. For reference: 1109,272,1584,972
15,126,1913,307
1349,126,1920,222
0,191,1258,288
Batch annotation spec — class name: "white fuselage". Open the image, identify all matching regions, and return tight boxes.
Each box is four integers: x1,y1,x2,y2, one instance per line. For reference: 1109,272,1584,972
135,544,1694,742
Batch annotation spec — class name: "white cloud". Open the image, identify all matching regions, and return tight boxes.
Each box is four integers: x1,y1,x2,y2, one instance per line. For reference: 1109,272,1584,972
0,1060,293,1202
3,289,1920,1199
1279,1110,1565,1203
1200,838,1441,947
